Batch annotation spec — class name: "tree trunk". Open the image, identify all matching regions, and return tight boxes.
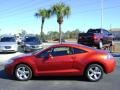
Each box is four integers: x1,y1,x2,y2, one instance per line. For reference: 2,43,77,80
59,23,62,44
41,18,45,41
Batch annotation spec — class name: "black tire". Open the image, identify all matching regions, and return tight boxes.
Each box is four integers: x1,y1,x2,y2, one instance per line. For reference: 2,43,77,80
97,41,103,49
15,64,32,81
85,64,104,82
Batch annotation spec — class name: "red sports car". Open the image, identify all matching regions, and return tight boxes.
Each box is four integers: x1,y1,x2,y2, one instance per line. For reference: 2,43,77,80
4,44,116,82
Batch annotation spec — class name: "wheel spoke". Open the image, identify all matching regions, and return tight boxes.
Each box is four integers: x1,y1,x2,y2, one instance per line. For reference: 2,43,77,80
89,68,94,73
96,72,101,75
89,73,94,77
95,67,99,71
23,74,28,79
17,69,22,74
94,74,98,80
19,74,23,79
25,71,29,74
22,67,25,71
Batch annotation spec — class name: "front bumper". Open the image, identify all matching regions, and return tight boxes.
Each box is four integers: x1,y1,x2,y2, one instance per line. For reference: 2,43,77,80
0,46,17,52
4,64,15,76
25,45,43,51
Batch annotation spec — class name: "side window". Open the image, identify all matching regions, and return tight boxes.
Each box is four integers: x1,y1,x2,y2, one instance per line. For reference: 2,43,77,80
73,48,86,54
38,49,51,58
103,30,109,35
51,47,72,56
103,30,106,35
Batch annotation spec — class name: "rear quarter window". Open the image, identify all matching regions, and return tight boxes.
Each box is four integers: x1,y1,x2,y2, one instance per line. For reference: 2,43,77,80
73,48,87,54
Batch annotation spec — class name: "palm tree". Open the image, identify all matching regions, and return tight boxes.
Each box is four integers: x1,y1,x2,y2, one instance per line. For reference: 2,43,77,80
35,9,51,41
51,2,71,43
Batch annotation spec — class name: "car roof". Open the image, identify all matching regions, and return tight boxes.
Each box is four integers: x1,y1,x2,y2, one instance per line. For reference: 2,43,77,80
0,35,15,38
47,43,96,52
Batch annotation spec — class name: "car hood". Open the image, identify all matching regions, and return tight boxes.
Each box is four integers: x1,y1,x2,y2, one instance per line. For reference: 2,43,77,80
10,53,33,60
0,42,17,46
25,42,41,45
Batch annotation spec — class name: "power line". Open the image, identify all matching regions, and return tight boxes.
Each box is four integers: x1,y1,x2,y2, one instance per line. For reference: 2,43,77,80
0,0,69,20
73,4,120,15
0,0,120,22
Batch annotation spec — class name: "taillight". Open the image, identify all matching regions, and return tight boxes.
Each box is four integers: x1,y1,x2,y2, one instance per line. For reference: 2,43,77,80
79,37,82,39
93,35,97,39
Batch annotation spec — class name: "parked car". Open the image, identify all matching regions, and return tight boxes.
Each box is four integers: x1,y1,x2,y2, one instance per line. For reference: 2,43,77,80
77,28,114,49
22,35,43,52
0,35,18,53
5,44,116,81
53,38,65,42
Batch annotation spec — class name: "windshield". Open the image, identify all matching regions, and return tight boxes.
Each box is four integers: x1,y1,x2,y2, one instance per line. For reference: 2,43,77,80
87,29,101,33
0,37,16,42
24,37,41,43
32,48,44,55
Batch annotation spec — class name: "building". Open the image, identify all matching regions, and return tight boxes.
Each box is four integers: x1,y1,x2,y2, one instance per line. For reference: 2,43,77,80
110,28,120,41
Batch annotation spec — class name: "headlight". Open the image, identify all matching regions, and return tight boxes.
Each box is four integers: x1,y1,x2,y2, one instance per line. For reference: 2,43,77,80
26,44,31,47
39,45,43,48
4,59,14,65
12,44,17,48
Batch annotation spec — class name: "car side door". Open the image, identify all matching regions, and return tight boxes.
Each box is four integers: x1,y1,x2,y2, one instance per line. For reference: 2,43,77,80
35,46,75,75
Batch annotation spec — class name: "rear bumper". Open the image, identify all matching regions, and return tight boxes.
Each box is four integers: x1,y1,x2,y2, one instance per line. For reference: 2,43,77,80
104,58,116,74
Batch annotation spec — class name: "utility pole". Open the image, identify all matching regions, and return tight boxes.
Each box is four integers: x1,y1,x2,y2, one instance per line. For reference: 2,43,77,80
0,29,1,35
101,0,104,29
109,24,112,31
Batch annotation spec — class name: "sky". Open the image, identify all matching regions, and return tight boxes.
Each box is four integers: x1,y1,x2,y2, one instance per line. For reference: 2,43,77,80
0,0,120,35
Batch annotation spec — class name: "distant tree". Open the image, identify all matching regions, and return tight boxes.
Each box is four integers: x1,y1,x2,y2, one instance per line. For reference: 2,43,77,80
51,2,71,43
35,9,51,41
21,30,27,37
47,31,59,40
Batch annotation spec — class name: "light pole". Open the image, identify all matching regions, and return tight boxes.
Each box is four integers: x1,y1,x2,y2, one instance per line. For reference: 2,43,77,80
101,0,104,29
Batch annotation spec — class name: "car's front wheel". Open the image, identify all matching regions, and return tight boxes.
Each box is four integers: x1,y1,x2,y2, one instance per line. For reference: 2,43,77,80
85,64,104,82
15,64,32,81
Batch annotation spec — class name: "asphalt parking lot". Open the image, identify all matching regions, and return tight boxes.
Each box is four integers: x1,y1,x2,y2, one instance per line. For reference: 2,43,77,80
0,42,120,90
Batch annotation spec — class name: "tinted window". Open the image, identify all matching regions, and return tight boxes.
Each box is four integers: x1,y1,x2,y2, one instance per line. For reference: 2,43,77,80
0,37,15,42
25,37,41,43
51,47,72,56
87,29,101,33
73,48,86,54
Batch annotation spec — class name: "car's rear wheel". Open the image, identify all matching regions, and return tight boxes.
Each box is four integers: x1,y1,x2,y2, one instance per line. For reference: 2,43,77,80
15,64,32,81
85,64,104,82
97,41,103,49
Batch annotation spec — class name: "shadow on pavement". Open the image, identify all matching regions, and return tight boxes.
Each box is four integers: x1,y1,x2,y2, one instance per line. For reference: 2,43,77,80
0,70,10,80
31,76,87,82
